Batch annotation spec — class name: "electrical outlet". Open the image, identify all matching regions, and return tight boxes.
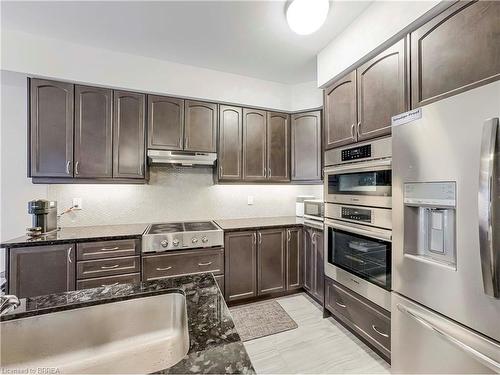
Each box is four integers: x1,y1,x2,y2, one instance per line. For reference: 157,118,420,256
72,198,83,210
247,196,254,205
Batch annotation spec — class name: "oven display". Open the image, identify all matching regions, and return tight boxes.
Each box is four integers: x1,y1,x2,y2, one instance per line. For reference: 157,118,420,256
341,144,371,161
341,207,372,223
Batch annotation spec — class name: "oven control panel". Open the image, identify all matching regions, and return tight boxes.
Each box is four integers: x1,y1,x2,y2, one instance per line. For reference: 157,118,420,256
341,144,371,162
341,207,372,223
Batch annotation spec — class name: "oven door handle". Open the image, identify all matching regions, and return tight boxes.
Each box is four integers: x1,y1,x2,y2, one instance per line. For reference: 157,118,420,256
324,159,391,174
325,219,392,242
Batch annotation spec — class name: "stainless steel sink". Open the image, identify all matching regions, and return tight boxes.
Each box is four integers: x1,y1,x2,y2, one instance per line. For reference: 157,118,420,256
1,293,189,373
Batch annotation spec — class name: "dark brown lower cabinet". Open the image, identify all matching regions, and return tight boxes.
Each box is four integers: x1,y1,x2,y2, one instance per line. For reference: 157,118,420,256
303,227,324,303
325,277,391,362
225,231,258,302
257,229,286,295
8,244,76,298
286,227,302,290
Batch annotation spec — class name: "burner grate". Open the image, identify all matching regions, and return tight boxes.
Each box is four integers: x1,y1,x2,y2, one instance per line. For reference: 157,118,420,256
184,221,218,231
148,223,184,234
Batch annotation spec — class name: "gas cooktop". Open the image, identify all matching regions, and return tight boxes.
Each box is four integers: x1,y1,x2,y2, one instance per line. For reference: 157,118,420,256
142,220,223,252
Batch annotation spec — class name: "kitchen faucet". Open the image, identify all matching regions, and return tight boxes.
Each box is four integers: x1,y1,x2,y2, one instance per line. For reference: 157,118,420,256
0,295,20,316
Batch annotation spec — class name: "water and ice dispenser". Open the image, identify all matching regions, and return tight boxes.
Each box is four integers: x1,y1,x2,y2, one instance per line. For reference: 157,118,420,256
403,182,457,268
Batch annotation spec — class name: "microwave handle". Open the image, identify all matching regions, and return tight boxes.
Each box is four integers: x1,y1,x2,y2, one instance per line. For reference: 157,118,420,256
478,117,499,298
325,219,391,242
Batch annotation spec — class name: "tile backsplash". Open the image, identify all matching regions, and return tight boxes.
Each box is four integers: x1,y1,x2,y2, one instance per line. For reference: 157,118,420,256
49,166,323,227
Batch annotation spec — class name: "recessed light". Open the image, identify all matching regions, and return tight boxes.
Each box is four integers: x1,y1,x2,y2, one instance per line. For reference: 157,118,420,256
286,0,330,36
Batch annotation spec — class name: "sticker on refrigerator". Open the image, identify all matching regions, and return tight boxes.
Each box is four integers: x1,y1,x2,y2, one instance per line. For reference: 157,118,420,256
391,108,422,127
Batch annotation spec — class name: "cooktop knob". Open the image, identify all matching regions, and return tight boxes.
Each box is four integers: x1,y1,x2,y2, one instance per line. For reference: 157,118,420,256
192,237,198,244
160,240,168,247
202,236,208,243
172,239,180,246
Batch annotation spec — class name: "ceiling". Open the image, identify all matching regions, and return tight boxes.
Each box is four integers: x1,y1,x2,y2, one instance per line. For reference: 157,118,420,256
1,1,372,84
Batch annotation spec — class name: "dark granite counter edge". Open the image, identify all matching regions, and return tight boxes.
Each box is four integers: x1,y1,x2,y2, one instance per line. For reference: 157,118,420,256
217,222,305,232
1,273,255,374
0,233,143,249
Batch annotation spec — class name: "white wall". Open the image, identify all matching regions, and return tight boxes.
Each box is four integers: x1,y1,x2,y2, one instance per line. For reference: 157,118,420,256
290,81,323,111
317,1,442,87
2,30,323,111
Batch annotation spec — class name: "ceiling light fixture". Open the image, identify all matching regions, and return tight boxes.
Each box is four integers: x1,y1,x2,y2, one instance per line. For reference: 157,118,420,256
286,0,330,36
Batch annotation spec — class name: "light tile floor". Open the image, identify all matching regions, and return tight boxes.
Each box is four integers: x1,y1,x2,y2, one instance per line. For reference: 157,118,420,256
242,293,391,374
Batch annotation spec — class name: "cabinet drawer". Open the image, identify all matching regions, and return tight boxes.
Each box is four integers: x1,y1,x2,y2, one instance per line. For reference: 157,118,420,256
77,256,140,279
76,273,141,290
77,239,139,260
325,279,391,354
143,248,223,281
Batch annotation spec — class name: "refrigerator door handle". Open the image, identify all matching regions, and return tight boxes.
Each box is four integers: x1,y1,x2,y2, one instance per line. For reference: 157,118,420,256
478,117,499,298
397,303,500,373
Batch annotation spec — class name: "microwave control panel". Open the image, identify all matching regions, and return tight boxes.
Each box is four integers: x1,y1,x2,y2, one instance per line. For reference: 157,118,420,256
341,207,372,223
341,144,371,162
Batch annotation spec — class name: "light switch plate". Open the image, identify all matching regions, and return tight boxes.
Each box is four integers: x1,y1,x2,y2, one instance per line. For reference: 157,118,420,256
247,196,254,205
72,197,83,210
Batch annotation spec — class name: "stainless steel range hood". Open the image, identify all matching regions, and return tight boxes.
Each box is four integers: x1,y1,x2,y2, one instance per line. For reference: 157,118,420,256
147,150,217,166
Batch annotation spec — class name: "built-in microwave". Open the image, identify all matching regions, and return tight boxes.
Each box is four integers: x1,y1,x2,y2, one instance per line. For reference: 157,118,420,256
324,137,392,208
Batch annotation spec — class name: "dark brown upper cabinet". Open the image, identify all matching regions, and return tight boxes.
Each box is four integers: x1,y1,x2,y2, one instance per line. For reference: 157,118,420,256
9,244,76,298
357,38,407,141
267,112,290,182
257,229,286,295
286,227,302,291
147,95,184,151
291,111,322,181
218,105,243,181
30,79,74,177
225,231,257,302
324,71,357,150
243,108,267,181
411,1,500,108
113,90,146,179
74,85,113,178
184,100,218,152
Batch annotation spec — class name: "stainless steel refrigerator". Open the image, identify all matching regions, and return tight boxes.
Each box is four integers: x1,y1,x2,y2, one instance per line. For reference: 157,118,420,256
392,80,500,373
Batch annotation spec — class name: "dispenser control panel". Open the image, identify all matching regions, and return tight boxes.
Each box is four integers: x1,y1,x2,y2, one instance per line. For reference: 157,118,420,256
404,182,456,207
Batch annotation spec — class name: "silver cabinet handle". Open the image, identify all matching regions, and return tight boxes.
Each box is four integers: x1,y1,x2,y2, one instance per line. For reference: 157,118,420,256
219,166,223,177
156,266,172,271
371,325,389,338
67,247,72,263
478,117,499,298
268,168,272,178
139,163,144,176
258,232,262,244
335,301,346,308
287,229,291,242
75,161,79,175
100,264,119,270
65,161,71,175
253,232,256,245
101,246,119,251
397,303,500,373
350,124,356,140
101,282,119,287
312,232,316,244
198,261,212,266
357,121,361,139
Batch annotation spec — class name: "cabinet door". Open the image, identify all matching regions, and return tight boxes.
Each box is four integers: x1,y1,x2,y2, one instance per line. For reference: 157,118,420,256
225,231,257,302
147,95,184,151
113,91,146,179
286,228,302,291
74,85,113,178
267,112,290,181
243,108,267,181
411,1,500,107
291,111,322,181
313,230,325,303
9,244,75,298
324,71,357,149
184,100,218,152
30,79,74,177
303,228,314,292
218,105,242,180
357,39,407,141
257,229,286,295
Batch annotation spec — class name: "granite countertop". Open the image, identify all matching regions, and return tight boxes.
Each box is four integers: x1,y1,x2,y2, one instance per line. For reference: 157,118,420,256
0,223,149,248
1,273,254,374
215,216,305,231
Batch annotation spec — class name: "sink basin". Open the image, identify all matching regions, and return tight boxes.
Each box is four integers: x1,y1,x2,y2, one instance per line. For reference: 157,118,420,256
1,293,189,373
